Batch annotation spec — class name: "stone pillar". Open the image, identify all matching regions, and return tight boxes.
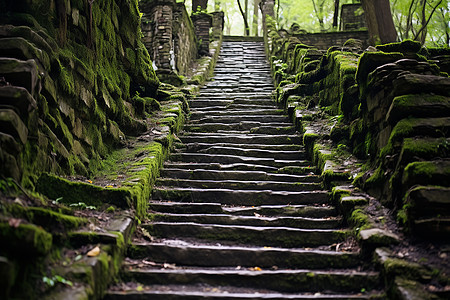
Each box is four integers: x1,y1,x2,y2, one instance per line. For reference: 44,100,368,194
140,0,175,73
211,11,224,41
191,12,212,56
259,0,275,56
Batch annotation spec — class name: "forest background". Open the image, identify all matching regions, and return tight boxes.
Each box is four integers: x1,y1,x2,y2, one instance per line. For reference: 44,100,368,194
182,0,449,46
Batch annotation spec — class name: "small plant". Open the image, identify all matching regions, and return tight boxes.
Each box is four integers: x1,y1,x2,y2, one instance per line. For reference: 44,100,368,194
69,202,96,210
43,275,73,287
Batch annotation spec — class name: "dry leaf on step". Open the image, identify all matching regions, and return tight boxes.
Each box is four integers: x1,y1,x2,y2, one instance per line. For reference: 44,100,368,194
87,246,101,257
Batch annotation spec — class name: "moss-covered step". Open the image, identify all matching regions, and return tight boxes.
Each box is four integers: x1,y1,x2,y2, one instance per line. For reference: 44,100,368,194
398,137,450,166
3,204,87,232
36,173,133,209
121,267,379,294
150,213,341,229
0,222,52,256
388,117,450,145
151,188,329,206
403,185,450,218
386,94,450,124
143,222,348,248
160,168,320,182
169,153,310,168
128,242,359,269
0,85,37,121
401,160,450,189
393,73,450,97
155,178,322,192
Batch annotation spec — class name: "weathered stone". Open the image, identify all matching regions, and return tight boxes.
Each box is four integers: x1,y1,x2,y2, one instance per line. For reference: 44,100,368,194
402,160,450,189
0,86,37,117
0,108,28,144
0,256,14,300
0,37,50,70
359,228,400,247
393,73,450,97
387,94,450,123
0,58,39,96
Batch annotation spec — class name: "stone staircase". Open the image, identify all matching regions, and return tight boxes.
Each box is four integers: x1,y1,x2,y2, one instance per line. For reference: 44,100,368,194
105,41,384,299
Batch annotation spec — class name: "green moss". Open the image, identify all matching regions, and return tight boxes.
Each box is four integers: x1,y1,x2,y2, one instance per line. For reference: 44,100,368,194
35,173,132,209
349,209,371,231
4,204,87,231
376,39,422,54
0,222,52,255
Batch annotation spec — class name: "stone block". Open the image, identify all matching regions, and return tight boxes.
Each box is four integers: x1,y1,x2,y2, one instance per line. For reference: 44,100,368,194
0,57,39,96
359,228,400,248
0,86,37,117
0,37,50,70
0,108,28,144
393,73,450,97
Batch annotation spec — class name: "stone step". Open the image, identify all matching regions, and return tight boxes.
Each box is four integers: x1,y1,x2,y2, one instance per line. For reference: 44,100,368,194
191,145,304,160
151,188,329,206
189,109,284,118
155,178,322,192
143,222,348,247
120,268,379,294
168,153,309,168
177,142,303,152
190,99,275,107
148,202,337,218
105,288,382,300
188,115,289,124
191,103,277,110
128,242,358,269
180,133,301,144
163,162,281,172
185,123,294,134
148,213,340,229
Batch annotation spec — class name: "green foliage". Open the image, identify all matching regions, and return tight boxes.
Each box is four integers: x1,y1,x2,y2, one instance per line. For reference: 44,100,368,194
42,275,73,287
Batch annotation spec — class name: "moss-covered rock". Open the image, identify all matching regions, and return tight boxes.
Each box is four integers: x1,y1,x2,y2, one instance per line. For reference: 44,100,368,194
36,173,133,209
0,222,52,256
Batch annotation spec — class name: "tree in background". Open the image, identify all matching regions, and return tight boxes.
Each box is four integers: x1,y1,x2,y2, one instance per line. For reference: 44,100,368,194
361,0,397,44
391,0,448,46
237,0,250,35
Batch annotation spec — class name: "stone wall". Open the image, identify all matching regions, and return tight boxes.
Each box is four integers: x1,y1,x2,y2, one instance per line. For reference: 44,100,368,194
264,15,450,238
294,31,369,51
340,3,366,31
0,0,163,186
173,3,198,77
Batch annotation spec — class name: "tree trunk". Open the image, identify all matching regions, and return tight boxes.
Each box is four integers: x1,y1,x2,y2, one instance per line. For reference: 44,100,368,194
361,0,398,44
253,0,261,36
237,0,250,36
333,0,340,29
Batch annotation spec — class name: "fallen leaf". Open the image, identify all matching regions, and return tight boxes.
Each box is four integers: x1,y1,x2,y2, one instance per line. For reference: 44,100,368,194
251,267,262,271
87,180,93,184
254,212,261,217
87,246,101,257
136,284,144,292
8,218,21,228
105,185,113,188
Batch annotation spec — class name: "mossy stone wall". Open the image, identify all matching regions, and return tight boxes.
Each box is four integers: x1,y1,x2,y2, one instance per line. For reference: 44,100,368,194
0,0,160,188
264,15,450,236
